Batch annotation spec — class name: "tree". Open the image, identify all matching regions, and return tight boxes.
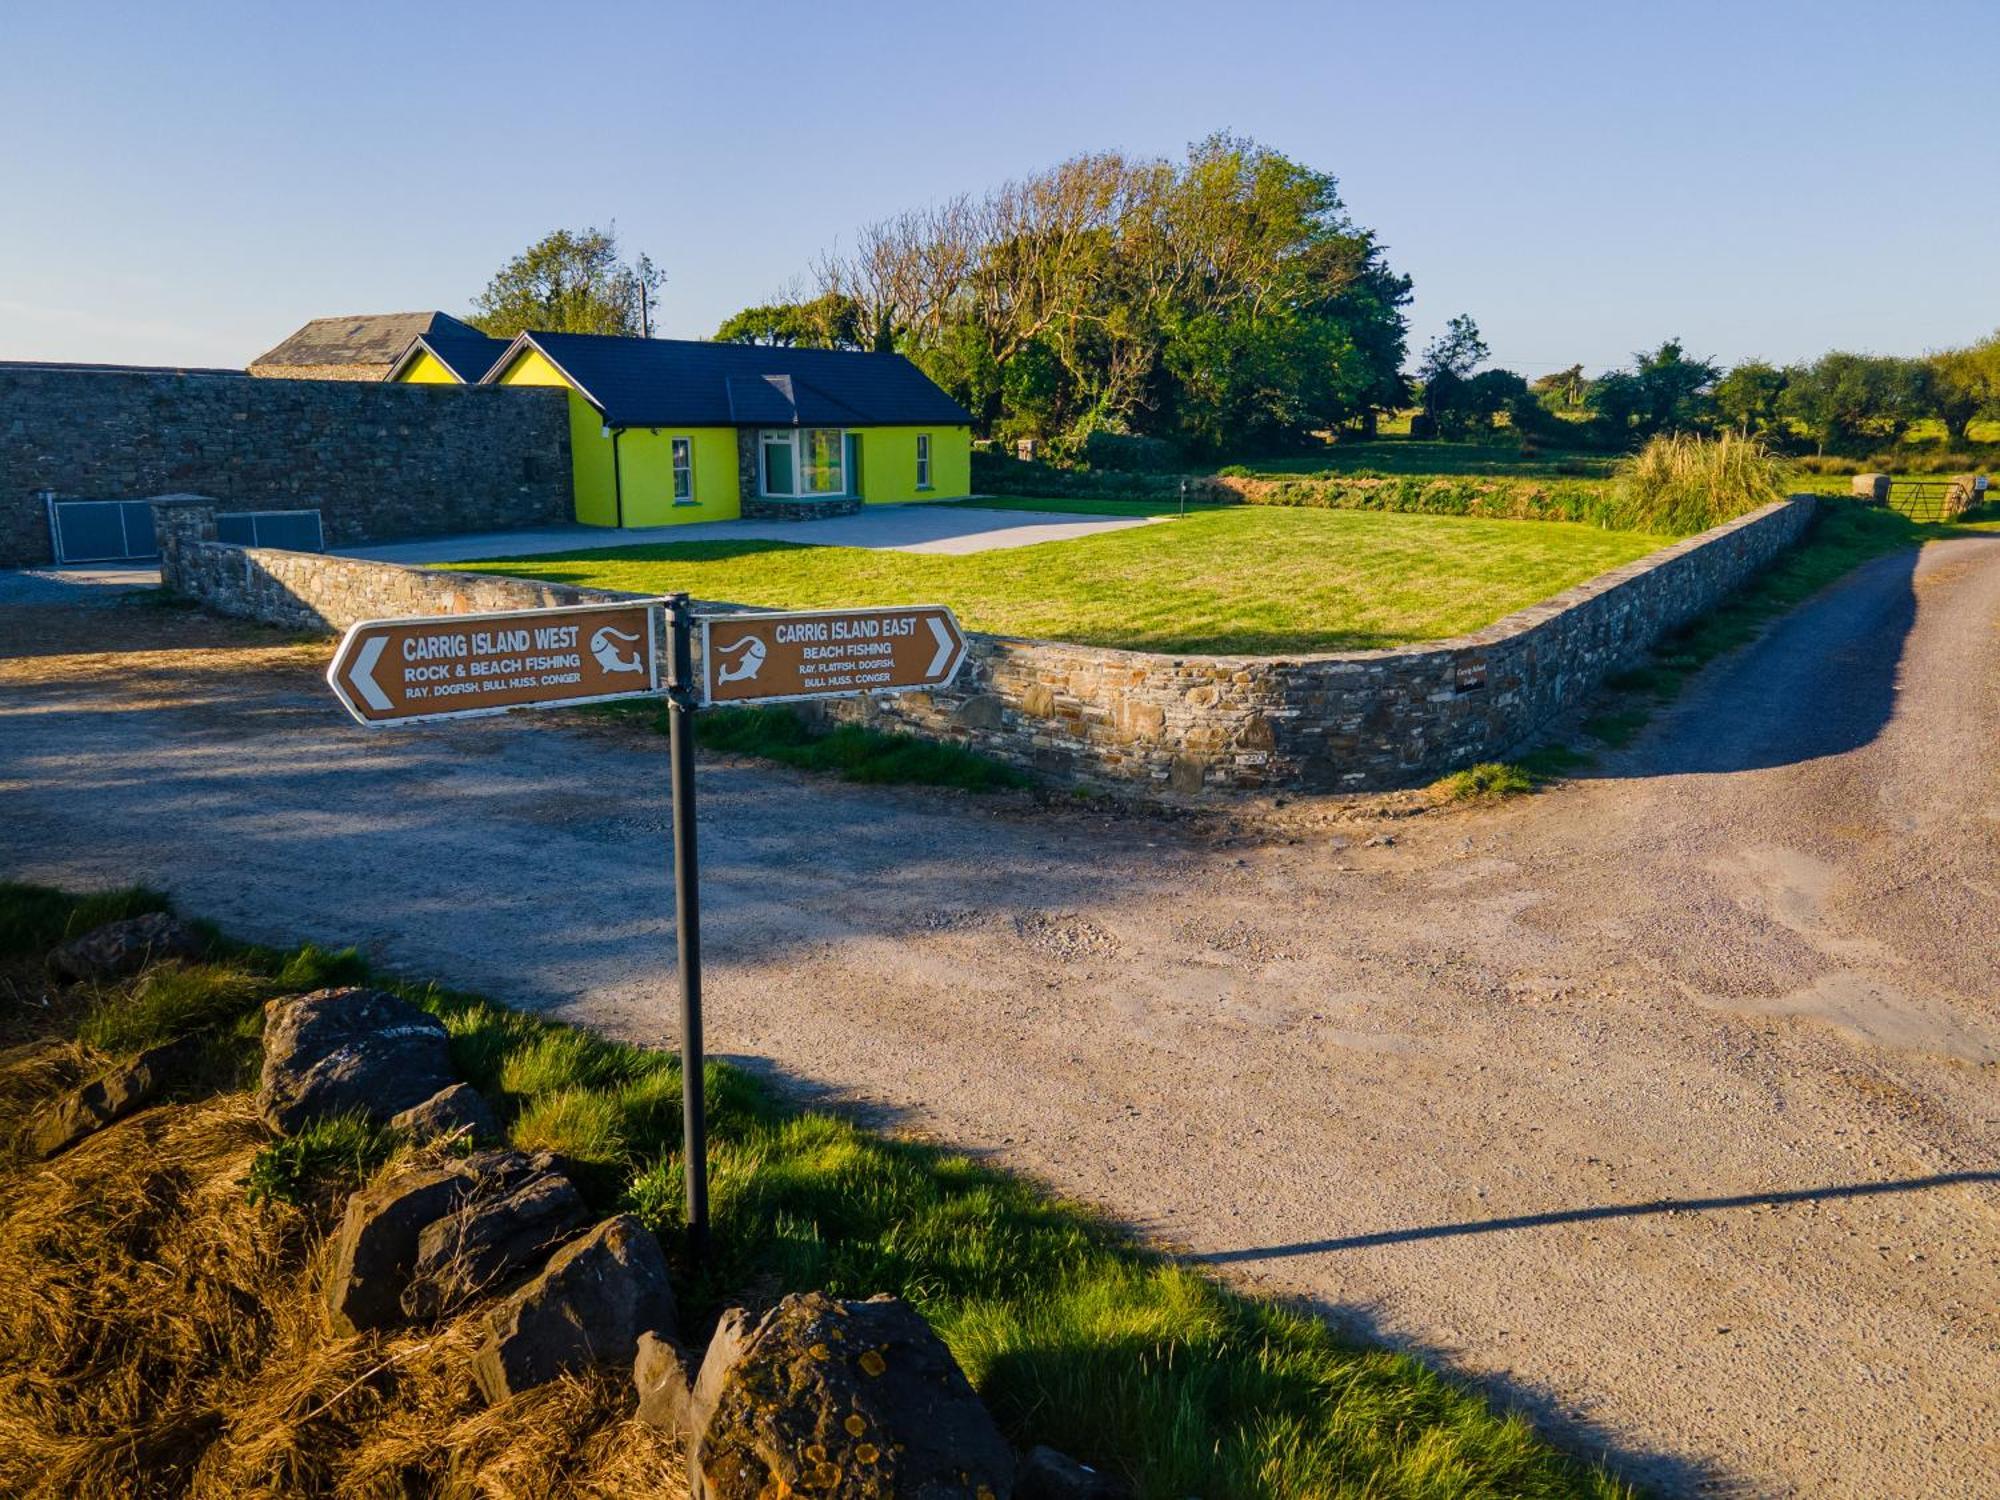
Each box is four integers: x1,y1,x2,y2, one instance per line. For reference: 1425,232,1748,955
714,293,864,349
1531,364,1588,412
803,135,1410,455
469,225,662,338
1586,339,1720,443
1415,314,1489,438
1927,332,2000,445
1712,359,1788,437
1778,352,1929,453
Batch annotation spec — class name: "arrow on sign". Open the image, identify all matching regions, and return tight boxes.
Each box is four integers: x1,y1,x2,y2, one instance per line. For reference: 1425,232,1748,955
349,634,393,712
926,615,957,678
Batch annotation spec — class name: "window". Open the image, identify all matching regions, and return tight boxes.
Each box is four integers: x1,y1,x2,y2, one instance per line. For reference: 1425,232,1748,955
758,429,848,497
915,432,932,490
671,437,694,503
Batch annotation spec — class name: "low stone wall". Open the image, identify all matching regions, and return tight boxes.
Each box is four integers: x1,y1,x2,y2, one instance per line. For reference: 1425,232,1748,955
154,493,1817,793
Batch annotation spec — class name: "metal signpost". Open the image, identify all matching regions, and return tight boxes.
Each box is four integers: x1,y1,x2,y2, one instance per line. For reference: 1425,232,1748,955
328,593,968,1262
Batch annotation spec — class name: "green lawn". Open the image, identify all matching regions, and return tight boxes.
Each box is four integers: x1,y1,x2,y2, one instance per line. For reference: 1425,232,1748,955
454,508,1670,655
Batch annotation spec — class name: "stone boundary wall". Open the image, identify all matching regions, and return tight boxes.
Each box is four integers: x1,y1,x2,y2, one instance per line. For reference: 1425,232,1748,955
153,494,1817,794
2,365,572,567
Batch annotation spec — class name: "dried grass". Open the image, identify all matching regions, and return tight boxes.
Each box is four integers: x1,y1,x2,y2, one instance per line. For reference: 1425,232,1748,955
0,1090,685,1500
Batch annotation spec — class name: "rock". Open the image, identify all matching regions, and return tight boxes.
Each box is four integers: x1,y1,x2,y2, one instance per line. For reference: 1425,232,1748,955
49,911,202,982
1017,1446,1130,1499
1364,833,1396,847
473,1214,676,1403
27,1036,204,1159
325,1148,551,1334
689,1291,1015,1500
1850,472,1892,503
634,1327,697,1432
389,1082,496,1144
259,987,455,1134
400,1168,587,1319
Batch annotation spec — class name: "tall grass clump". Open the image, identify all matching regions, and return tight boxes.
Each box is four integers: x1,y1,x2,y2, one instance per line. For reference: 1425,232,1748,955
1607,433,1790,534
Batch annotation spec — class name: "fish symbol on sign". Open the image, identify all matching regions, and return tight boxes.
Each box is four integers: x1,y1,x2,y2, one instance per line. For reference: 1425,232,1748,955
589,626,645,673
713,634,766,685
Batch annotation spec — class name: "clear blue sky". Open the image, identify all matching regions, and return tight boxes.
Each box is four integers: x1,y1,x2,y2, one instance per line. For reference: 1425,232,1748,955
4,0,1994,374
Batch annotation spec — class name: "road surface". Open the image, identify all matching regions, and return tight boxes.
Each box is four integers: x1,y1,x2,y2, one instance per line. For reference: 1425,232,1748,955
2,537,1996,1497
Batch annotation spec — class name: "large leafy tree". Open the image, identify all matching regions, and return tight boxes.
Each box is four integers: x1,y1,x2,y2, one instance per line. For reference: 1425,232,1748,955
1927,332,2000,445
1778,352,1929,452
1712,359,1788,437
714,293,864,349
805,135,1410,457
469,226,662,338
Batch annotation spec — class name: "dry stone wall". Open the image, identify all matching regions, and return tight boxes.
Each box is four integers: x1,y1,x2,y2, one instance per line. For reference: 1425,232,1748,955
2,364,571,567
154,494,1815,794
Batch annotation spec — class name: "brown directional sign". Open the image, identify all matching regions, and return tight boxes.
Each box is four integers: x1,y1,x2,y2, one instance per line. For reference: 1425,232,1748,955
700,604,968,705
327,601,660,726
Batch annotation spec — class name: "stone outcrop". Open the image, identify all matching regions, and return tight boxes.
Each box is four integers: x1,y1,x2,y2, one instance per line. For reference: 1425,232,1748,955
473,1214,676,1403
400,1169,587,1320
687,1291,1015,1500
1017,1446,1130,1499
27,1036,204,1159
389,1082,497,1144
48,912,202,982
258,987,456,1133
324,1149,556,1334
634,1327,698,1432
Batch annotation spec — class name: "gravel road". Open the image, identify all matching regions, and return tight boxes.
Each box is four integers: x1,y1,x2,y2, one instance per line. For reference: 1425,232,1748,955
3,538,1997,1497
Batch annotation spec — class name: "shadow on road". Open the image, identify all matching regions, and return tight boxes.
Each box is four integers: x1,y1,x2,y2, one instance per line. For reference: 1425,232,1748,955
1577,544,1924,780
1195,1170,1999,1263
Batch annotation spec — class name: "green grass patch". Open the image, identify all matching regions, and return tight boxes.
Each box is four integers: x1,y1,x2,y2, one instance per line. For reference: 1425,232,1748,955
956,494,1231,518
0,882,170,960
3,881,1631,1497
243,1110,402,1209
455,508,1670,656
1432,761,1538,802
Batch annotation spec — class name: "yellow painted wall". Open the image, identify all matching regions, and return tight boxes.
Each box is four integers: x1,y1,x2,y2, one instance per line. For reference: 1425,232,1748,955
616,428,741,525
856,425,971,504
391,349,461,384
496,348,617,526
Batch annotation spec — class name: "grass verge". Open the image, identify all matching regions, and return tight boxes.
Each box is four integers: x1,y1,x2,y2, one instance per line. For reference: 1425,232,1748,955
0,882,1631,1498
589,701,1034,792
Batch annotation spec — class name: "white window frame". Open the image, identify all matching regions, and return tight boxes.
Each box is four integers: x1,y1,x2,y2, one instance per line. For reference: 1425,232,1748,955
915,432,932,490
758,428,849,498
671,436,695,504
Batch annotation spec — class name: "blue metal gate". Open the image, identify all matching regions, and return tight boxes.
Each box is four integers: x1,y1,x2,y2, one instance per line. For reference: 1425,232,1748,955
45,499,159,564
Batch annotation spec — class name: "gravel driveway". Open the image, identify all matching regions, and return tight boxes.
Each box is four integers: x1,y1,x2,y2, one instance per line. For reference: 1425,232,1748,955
2,538,1997,1498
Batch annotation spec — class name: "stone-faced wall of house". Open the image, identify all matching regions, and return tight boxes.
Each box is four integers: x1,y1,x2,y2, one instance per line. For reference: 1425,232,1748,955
1,365,571,566
152,493,1815,795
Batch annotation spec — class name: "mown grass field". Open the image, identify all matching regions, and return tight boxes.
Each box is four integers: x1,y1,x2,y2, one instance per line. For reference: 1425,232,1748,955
456,508,1670,655
0,883,1630,1498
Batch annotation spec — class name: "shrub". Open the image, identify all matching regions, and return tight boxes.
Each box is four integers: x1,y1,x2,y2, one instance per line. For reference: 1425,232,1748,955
1079,430,1183,473
1604,433,1790,534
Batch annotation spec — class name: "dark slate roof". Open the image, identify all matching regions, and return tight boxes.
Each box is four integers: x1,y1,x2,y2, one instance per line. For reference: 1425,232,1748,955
251,311,483,371
488,332,971,428
393,325,512,382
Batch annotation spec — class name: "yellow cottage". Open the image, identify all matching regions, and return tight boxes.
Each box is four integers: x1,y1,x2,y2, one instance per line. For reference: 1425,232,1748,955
390,328,972,529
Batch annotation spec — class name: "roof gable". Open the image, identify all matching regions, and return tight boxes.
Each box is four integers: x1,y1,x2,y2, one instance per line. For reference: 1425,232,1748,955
252,311,482,371
481,332,970,429
386,325,513,383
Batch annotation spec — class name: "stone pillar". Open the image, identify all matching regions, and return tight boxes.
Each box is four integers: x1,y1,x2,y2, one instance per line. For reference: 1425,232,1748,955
735,429,759,509
1849,473,1891,503
148,495,218,593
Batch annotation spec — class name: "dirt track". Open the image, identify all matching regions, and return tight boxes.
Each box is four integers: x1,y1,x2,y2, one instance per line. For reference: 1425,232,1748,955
3,542,1998,1498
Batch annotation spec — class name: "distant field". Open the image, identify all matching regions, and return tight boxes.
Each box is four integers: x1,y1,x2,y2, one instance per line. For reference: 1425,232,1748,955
453,508,1669,656
1235,441,1614,482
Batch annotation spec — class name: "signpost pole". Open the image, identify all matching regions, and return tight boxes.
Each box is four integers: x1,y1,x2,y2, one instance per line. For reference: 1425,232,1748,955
663,592,709,1263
